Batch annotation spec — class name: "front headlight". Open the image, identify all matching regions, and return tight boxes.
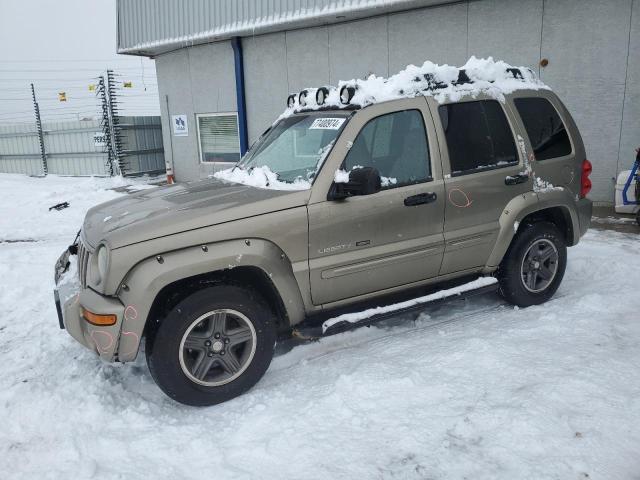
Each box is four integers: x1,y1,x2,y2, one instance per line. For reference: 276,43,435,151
95,244,109,285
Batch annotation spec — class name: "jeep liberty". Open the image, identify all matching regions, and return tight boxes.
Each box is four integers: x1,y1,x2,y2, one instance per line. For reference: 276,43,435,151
54,60,592,406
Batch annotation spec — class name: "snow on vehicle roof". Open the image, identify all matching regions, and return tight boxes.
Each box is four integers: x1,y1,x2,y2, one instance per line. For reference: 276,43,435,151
281,56,550,117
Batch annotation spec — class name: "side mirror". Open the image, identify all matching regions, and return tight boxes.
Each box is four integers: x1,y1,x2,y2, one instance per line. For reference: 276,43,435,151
328,167,382,200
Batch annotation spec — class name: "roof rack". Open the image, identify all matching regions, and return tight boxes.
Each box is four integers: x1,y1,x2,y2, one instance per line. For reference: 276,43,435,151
283,58,546,114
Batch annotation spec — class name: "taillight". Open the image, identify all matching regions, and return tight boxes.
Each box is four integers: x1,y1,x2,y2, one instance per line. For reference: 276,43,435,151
580,159,592,198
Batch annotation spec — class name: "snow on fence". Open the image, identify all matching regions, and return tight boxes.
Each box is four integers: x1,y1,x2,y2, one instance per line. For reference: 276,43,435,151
0,116,165,177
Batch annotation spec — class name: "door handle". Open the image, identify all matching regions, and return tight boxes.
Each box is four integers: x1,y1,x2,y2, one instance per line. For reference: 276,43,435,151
505,174,529,185
404,192,437,206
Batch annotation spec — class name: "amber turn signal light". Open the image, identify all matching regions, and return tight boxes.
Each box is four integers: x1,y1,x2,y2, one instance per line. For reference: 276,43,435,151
81,307,117,326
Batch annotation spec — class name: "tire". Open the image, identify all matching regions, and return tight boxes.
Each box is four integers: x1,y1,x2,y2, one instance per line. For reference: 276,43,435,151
146,285,277,406
498,221,567,307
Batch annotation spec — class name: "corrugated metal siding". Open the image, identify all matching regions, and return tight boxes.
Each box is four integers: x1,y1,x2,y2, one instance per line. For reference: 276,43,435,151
42,120,110,176
117,0,457,54
0,117,165,177
0,123,45,176
119,116,165,174
0,156,43,176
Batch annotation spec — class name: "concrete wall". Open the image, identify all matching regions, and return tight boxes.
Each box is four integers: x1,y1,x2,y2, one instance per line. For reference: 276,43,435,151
619,0,640,182
539,0,635,203
156,40,237,180
156,0,640,203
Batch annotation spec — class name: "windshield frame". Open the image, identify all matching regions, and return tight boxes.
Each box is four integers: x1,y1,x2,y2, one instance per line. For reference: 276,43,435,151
236,110,354,186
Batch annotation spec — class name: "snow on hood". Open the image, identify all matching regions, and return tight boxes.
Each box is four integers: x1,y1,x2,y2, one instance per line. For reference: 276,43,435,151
280,56,549,117
213,166,312,191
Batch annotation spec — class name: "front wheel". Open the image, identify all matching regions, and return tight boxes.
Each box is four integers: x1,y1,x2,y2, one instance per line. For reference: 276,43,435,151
146,285,277,406
498,221,567,307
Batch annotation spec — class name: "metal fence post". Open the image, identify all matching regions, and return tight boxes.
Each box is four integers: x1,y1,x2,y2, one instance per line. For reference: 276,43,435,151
30,83,47,175
98,75,118,176
106,70,125,175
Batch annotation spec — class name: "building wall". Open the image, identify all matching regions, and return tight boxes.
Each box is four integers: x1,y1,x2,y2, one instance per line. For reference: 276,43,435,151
155,0,639,203
156,40,237,180
539,0,635,203
117,0,460,54
619,0,640,182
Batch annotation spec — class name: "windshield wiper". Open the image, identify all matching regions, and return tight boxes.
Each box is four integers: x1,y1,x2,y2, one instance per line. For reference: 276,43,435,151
260,168,270,187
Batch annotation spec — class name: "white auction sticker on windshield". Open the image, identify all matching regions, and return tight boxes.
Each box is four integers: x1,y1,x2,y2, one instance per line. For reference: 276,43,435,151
309,118,345,130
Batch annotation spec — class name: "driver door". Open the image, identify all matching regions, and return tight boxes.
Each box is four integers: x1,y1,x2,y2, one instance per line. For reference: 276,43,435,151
307,99,446,306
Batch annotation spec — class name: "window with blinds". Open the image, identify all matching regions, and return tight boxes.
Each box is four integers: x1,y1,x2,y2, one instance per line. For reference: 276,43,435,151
197,113,241,163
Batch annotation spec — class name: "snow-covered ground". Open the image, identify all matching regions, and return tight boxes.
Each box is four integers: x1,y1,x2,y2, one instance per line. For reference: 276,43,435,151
1,173,639,479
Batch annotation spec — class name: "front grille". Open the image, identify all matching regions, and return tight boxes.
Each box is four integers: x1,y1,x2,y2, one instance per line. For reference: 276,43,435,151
77,239,90,288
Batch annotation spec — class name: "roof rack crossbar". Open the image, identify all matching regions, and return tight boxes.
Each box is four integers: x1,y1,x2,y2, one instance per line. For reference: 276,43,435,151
285,60,544,113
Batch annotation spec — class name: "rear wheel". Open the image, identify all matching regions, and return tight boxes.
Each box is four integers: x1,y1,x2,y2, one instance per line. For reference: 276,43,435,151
498,221,567,307
146,285,277,406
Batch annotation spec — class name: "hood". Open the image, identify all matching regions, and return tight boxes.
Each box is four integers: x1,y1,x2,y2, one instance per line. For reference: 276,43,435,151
82,178,310,249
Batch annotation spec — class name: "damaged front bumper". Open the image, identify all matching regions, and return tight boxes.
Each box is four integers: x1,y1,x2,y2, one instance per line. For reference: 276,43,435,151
54,246,125,362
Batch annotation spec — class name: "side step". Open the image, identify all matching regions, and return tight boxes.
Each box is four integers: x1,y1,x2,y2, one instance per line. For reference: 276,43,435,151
293,277,499,340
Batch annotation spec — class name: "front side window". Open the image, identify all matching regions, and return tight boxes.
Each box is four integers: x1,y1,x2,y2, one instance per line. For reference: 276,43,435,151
438,100,518,176
343,109,431,188
238,114,348,184
514,97,572,160
198,113,241,163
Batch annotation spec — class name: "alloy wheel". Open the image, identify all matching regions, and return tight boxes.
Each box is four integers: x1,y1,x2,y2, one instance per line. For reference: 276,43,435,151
179,309,257,387
520,238,559,293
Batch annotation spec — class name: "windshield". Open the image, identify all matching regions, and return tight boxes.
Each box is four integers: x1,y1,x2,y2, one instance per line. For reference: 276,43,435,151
238,114,349,184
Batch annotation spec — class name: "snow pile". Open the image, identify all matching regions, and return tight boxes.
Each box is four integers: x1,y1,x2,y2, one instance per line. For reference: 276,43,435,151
381,176,397,187
282,56,549,117
56,259,80,302
591,215,638,225
533,176,563,193
323,276,497,332
515,134,562,193
334,167,397,187
334,169,350,183
213,166,311,191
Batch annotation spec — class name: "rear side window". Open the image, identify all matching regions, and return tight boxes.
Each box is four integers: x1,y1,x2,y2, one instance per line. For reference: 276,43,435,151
514,97,572,160
344,109,431,188
438,100,518,176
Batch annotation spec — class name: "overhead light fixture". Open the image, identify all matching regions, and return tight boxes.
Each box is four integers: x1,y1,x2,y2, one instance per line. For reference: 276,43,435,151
339,85,355,105
506,67,524,79
454,69,471,85
316,87,330,105
298,89,309,107
286,94,296,109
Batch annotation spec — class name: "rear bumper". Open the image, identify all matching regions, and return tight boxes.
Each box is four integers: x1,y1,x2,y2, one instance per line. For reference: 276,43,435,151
576,197,592,238
54,248,125,362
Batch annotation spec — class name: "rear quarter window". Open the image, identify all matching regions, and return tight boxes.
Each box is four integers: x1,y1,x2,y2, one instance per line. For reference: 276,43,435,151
514,97,572,160
438,100,518,176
